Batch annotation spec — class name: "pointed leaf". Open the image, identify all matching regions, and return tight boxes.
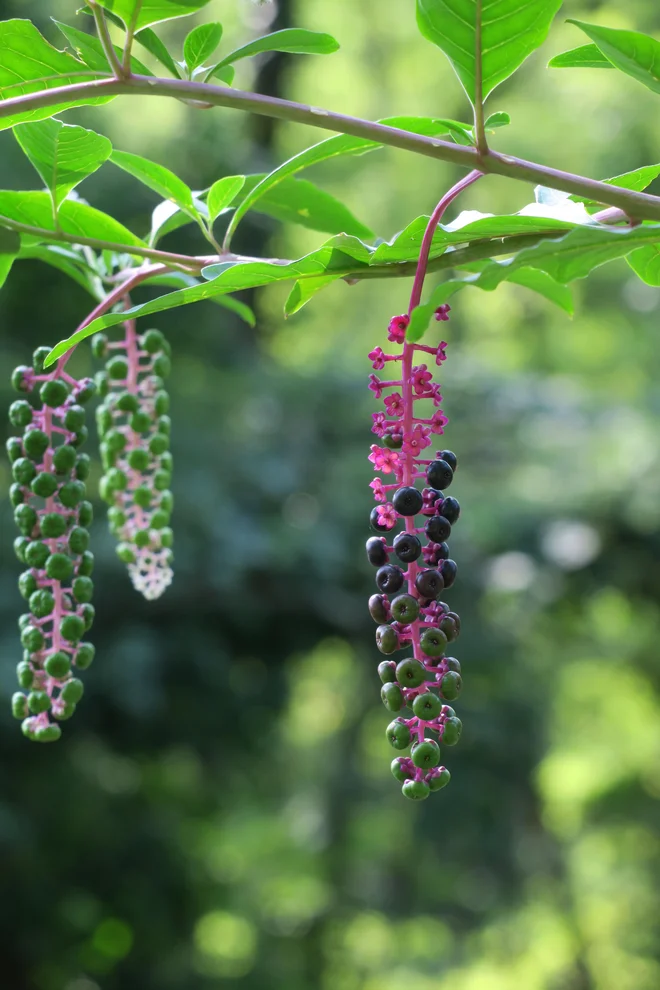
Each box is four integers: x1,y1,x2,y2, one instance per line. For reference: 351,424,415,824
224,116,478,245
548,43,613,69
0,20,113,130
416,0,563,103
13,118,112,212
568,164,660,212
284,275,340,316
53,19,152,74
236,175,374,238
0,226,19,290
207,175,245,223
567,21,660,96
484,111,511,129
134,27,182,77
206,63,235,85
212,28,339,72
110,150,198,217
96,0,212,32
626,246,660,286
507,268,573,313
0,190,145,249
184,22,223,72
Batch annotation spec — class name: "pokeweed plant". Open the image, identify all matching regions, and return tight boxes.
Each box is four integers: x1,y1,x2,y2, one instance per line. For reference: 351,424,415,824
1,1,660,765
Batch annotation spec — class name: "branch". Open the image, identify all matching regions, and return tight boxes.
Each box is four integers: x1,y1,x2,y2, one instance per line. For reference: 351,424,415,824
473,0,488,157
87,2,126,80
1,76,660,221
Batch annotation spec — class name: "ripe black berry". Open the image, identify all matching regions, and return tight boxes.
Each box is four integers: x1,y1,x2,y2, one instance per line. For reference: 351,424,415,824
439,450,457,472
415,568,444,599
393,531,421,563
392,486,423,516
427,459,454,489
368,594,389,623
425,515,452,543
440,559,457,588
375,564,404,595
370,506,390,532
440,496,460,524
366,537,388,567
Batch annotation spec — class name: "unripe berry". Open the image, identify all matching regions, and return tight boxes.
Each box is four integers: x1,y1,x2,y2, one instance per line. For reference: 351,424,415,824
106,356,128,379
9,400,33,428
6,437,23,462
13,536,29,563
46,553,73,582
439,671,462,701
11,365,32,392
402,778,430,800
45,652,71,679
12,458,37,486
428,767,451,791
61,678,84,703
29,589,55,618
381,682,405,711
31,472,58,498
368,594,389,623
64,405,86,432
25,540,50,569
419,626,447,658
60,614,85,643
72,576,93,603
28,690,50,714
68,526,90,554
32,347,52,373
412,691,442,720
77,551,95,577
386,719,411,750
395,657,426,688
442,717,462,746
378,660,397,684
390,594,420,623
411,738,440,769
391,757,412,782
18,571,38,600
39,379,68,408
12,692,29,719
91,333,109,358
52,444,76,474
16,662,34,689
376,624,399,655
35,724,62,743
75,642,95,669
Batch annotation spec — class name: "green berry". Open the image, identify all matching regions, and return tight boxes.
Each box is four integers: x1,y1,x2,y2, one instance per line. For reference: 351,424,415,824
116,543,136,564
411,738,440,769
59,480,85,508
75,642,95,669
160,494,174,518
133,485,152,509
402,779,430,801
157,415,171,435
29,589,55,618
13,536,29,563
18,572,38,601
149,433,169,455
412,691,442,720
130,410,152,433
41,513,67,539
74,379,96,405
73,426,89,449
105,468,128,491
10,483,25,507
428,767,451,791
23,429,49,460
19,614,32,630
106,357,128,379
12,692,29,719
91,333,109,358
381,682,405,712
376,624,398,655
391,757,412,783
11,365,32,392
152,353,171,377
72,576,93,603
64,405,86,432
21,719,37,740
81,603,95,631
45,652,71,679
75,454,91,481
32,347,52,373
390,594,420,624
445,657,461,674
134,529,151,548
160,451,173,472
95,370,110,397
39,379,68,408
96,406,113,434
60,614,85,643
31,472,58,498
115,391,139,413
141,328,166,353
419,627,448,658
105,429,127,453
386,719,411,750
28,689,50,714
442,717,462,746
25,540,50,568
45,553,73,582
53,702,76,721
160,527,174,548
154,390,169,415
395,657,426,688
9,400,33,428
14,503,38,535
439,671,462,701
6,437,23,462
107,507,126,533
153,470,171,491
35,724,62,743
61,678,84,703
77,551,94,577
128,448,149,471
16,662,34,689
52,444,76,475
68,526,89,554
12,458,37,486
378,661,397,685
78,501,93,528
150,510,169,529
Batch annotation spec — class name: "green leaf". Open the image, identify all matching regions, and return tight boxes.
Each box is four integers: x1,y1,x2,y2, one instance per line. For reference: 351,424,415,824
96,0,212,32
567,164,660,212
626,246,660,286
13,118,112,213
507,268,573,313
567,20,660,96
134,27,182,77
212,28,339,72
284,275,340,316
142,270,255,323
0,190,145,250
183,22,223,72
484,111,511,129
224,116,477,246
0,226,19,291
207,175,245,223
206,64,235,85
236,175,374,238
416,0,563,103
548,43,613,69
110,150,198,218
0,19,113,131
53,19,152,75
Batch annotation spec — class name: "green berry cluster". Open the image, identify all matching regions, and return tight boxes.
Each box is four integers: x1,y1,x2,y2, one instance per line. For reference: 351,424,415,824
92,326,174,599
8,349,96,742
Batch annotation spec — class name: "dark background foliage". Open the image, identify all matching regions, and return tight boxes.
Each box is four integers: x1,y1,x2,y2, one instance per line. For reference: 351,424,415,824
1,1,660,988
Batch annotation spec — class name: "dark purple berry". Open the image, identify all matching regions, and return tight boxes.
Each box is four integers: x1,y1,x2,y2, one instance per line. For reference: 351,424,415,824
440,559,457,588
393,532,421,563
440,496,460,524
376,564,404,595
427,459,454,490
415,568,444,599
376,624,399,655
392,486,423,516
439,450,457,472
366,537,388,567
368,594,390,623
425,515,452,543
443,657,461,674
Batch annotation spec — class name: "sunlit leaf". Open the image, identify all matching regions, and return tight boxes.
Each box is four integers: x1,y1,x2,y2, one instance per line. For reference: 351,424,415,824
13,118,112,212
416,0,563,103
134,27,182,77
183,22,223,72
210,27,339,74
207,175,245,223
484,111,511,129
0,190,145,249
0,19,113,130
548,43,613,69
237,175,374,238
284,275,340,316
53,19,152,75
567,20,660,96
0,226,19,291
626,245,660,286
110,150,199,218
96,0,212,32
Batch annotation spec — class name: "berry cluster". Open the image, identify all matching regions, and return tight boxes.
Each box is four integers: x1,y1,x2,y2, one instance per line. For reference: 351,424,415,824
92,323,174,600
367,306,463,800
7,350,96,742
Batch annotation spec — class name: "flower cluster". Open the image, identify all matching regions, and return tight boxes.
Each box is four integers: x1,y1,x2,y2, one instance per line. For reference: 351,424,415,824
92,324,173,600
8,349,96,742
367,306,463,800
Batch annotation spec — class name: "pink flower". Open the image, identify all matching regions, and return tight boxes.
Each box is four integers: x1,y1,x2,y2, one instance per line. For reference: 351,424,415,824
370,478,387,503
377,502,398,529
428,383,443,406
422,488,442,514
402,424,431,455
368,346,387,370
371,412,387,436
422,542,444,566
423,600,447,621
368,373,383,398
435,341,448,365
384,392,404,418
387,314,409,344
411,364,433,395
368,445,400,474
430,410,448,434
435,304,451,322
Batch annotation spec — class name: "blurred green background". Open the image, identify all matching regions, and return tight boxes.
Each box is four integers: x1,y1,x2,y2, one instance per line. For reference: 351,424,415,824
2,1,660,988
